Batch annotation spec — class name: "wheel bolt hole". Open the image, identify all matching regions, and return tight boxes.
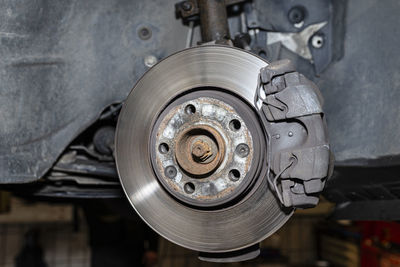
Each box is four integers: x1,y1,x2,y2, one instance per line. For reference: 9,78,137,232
184,182,195,194
159,143,169,154
185,104,196,115
229,119,241,131
229,169,240,181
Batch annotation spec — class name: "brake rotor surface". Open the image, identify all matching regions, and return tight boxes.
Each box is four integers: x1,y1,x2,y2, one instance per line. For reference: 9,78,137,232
115,46,292,253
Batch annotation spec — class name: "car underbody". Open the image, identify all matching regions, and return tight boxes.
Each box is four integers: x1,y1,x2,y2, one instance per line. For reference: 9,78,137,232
1,0,399,262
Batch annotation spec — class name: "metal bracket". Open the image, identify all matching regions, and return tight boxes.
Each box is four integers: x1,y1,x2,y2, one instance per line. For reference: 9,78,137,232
176,0,245,19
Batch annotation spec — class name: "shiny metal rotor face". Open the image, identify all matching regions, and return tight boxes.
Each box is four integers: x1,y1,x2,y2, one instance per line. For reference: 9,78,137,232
115,46,293,253
151,92,255,208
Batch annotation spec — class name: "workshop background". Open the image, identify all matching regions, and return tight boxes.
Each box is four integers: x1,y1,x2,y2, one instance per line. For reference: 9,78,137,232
1,191,399,267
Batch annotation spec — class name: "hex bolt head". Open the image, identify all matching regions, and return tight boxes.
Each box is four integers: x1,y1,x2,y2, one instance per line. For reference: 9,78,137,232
235,143,250,158
165,166,177,179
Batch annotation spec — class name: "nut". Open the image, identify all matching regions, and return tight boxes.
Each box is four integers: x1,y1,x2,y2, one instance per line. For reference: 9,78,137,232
191,139,212,162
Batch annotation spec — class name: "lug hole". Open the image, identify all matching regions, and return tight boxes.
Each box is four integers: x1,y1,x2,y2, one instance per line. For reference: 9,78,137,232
229,169,241,181
159,143,169,154
185,104,196,115
184,182,195,194
229,119,241,131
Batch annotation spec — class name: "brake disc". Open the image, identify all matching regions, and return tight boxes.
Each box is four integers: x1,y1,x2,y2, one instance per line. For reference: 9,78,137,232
115,45,330,256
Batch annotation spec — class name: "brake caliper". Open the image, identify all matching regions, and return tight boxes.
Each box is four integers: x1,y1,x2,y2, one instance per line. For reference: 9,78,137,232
256,59,333,208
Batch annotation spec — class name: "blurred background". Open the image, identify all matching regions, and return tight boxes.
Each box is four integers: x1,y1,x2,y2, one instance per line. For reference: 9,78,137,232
1,191,399,267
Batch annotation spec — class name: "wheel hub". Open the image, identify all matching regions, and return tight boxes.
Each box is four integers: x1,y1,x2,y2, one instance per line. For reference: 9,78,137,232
151,93,255,207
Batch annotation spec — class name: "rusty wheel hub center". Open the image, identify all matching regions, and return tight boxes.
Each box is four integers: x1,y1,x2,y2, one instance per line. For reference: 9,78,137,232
175,125,224,176
150,90,258,208
191,139,213,162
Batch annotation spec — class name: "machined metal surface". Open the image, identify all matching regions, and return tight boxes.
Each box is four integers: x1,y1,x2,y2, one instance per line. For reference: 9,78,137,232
116,46,292,253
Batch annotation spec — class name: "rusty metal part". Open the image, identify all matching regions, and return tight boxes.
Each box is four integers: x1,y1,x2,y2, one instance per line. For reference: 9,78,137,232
198,0,230,42
176,0,245,19
151,94,255,208
175,124,225,176
191,139,213,162
176,0,246,43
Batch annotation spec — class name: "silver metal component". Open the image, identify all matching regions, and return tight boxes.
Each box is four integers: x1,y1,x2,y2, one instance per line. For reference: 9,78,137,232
267,21,327,61
311,34,324,49
144,55,158,67
240,12,247,33
115,46,292,253
185,21,195,48
294,21,304,29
